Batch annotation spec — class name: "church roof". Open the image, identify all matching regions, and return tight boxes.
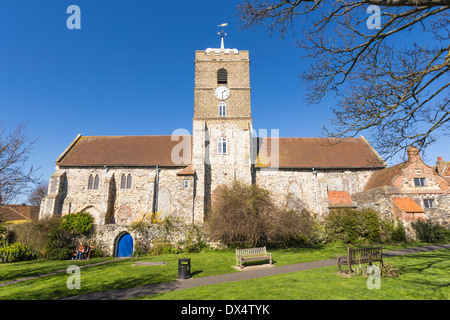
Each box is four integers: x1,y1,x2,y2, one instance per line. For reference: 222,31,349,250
57,135,385,169
57,135,192,167
255,137,386,169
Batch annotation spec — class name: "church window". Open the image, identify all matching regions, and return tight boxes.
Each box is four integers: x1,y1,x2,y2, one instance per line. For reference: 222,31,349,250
218,137,227,154
217,68,228,84
121,174,132,189
88,174,100,190
93,174,100,190
88,175,94,190
126,174,132,189
219,102,227,116
414,178,426,187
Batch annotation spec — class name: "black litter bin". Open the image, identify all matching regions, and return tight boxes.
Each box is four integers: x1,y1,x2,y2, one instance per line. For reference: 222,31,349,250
178,258,191,279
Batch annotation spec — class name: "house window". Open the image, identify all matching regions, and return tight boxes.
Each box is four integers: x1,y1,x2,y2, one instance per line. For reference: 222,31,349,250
217,137,227,155
183,180,189,189
217,68,228,84
414,178,426,187
423,199,434,208
121,174,132,189
219,102,227,116
88,174,99,190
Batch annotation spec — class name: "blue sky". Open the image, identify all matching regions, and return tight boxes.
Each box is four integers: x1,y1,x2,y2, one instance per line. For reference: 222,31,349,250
1,1,449,203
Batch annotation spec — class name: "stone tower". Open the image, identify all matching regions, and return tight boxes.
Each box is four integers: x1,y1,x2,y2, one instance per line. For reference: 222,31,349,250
192,36,253,218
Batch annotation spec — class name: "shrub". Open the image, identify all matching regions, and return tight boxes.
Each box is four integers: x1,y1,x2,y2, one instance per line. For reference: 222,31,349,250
60,212,93,235
380,219,407,243
8,216,76,260
0,243,38,263
325,208,381,244
411,219,446,243
206,181,316,247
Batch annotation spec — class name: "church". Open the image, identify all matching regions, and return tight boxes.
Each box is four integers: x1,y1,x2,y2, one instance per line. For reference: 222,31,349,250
39,35,401,229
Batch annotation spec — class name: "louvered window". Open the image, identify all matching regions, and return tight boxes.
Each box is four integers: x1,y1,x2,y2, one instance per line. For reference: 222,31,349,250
217,68,228,84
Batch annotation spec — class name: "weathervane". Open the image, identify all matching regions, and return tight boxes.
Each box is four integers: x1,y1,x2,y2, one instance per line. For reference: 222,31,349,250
218,23,228,50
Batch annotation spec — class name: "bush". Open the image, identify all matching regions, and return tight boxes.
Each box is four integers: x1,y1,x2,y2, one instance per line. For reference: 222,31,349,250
0,243,38,263
325,208,381,244
206,181,316,247
60,212,93,235
411,219,446,243
380,219,407,243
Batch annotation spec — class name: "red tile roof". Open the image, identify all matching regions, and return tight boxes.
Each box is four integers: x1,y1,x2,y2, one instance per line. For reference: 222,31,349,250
327,191,357,208
0,205,39,222
57,135,192,167
255,137,386,169
392,198,424,213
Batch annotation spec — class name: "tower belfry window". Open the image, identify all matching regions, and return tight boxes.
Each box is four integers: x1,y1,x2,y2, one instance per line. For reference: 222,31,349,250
217,68,228,84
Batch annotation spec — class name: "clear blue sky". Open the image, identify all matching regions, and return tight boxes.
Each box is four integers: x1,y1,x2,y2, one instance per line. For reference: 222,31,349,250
1,1,449,203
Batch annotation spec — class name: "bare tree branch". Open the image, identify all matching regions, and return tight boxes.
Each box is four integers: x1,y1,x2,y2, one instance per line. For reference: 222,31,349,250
238,0,450,159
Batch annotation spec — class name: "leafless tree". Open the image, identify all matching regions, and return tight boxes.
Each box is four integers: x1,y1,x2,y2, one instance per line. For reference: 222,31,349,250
0,122,39,205
238,0,450,159
28,181,48,208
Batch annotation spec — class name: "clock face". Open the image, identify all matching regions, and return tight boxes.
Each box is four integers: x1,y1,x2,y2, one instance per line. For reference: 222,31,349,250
215,86,230,100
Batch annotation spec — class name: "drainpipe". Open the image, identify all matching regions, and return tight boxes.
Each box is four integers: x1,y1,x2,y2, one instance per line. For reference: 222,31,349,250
153,166,160,214
313,168,322,221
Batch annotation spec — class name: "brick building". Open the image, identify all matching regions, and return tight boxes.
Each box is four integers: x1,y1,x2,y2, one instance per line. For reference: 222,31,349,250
353,146,450,227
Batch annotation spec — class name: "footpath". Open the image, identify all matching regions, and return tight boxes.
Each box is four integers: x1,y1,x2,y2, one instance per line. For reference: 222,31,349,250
61,243,450,300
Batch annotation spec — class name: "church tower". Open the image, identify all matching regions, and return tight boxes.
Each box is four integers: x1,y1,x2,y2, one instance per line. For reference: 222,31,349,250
192,29,253,219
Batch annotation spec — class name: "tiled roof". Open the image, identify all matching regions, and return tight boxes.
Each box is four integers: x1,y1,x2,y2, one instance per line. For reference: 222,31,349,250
363,163,406,191
57,135,192,167
255,137,386,169
0,205,39,222
391,198,424,213
327,191,357,208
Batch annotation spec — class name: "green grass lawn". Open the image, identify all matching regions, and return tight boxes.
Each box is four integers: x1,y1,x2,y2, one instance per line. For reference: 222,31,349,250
137,249,450,300
0,243,447,300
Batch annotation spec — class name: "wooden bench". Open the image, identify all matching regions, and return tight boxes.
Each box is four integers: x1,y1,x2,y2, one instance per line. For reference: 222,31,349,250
236,247,272,268
336,245,383,273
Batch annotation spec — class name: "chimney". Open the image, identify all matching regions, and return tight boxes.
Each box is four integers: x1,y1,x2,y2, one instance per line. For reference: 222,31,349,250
436,156,445,174
406,146,421,163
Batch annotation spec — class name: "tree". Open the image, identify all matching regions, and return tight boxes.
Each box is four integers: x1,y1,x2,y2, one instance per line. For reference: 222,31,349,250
238,0,450,159
28,182,48,208
0,122,38,205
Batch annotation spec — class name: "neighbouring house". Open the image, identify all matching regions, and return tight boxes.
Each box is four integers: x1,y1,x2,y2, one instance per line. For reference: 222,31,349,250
353,146,450,228
0,204,40,223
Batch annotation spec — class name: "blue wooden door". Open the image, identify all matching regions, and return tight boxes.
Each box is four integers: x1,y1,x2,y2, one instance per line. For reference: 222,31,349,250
117,233,133,257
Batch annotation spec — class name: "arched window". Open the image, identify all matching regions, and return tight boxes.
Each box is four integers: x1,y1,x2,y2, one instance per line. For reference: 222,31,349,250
93,174,100,190
217,137,227,155
217,68,228,84
121,173,132,189
88,175,94,190
120,174,127,189
219,102,227,117
126,174,132,189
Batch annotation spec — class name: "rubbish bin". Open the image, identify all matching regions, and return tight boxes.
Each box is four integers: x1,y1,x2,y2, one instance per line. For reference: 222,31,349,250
178,258,191,279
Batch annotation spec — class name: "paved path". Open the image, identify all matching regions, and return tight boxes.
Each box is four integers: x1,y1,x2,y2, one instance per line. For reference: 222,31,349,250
62,243,450,300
